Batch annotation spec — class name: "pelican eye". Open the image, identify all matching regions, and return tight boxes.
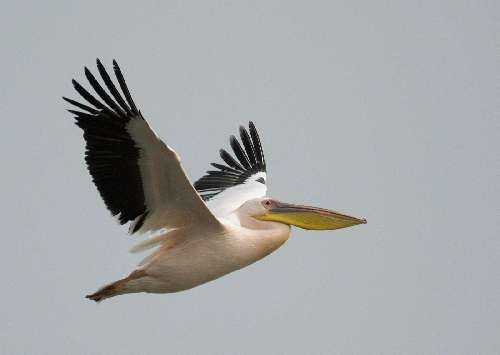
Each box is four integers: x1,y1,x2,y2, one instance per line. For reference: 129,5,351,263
262,199,273,209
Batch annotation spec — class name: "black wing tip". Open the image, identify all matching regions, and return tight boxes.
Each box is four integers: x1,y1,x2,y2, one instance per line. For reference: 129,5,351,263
112,59,122,73
83,67,98,83
95,58,105,71
65,60,147,232
240,123,254,136
67,59,140,118
111,59,138,114
194,121,267,201
84,66,97,81
71,79,87,93
247,121,265,168
67,109,82,116
76,59,120,80
219,122,266,172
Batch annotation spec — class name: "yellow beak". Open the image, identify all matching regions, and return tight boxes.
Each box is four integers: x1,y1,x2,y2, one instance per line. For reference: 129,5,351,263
255,202,366,230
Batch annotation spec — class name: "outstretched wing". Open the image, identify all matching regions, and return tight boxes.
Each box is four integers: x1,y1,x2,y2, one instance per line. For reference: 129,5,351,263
64,59,220,234
194,122,267,217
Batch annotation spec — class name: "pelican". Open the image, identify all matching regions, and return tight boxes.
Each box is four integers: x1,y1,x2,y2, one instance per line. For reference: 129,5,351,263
64,59,366,302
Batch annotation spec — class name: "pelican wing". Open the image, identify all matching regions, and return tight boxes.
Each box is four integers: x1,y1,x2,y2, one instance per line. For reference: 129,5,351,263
65,59,220,234
194,122,267,217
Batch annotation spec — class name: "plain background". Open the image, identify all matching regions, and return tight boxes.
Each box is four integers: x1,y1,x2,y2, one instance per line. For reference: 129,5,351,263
1,1,499,354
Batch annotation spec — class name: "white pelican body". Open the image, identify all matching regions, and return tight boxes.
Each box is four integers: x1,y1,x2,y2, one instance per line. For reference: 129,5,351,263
128,214,290,295
64,59,366,301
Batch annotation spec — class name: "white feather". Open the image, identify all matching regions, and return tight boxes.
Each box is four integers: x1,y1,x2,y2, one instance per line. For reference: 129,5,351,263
206,172,267,217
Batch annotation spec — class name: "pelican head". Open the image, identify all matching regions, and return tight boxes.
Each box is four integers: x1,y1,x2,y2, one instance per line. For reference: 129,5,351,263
247,197,366,230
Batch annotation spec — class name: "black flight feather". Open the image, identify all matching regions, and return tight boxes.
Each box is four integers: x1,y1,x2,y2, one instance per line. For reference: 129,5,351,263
63,97,99,114
194,122,267,201
219,149,245,171
84,66,125,116
64,59,147,234
113,59,138,114
96,59,131,114
239,126,257,166
229,135,251,169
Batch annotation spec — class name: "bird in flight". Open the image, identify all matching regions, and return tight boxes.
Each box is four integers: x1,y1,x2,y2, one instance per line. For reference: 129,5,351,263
64,59,367,302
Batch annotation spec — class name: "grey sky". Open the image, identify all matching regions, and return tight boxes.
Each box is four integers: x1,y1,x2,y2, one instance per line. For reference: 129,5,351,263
1,1,499,354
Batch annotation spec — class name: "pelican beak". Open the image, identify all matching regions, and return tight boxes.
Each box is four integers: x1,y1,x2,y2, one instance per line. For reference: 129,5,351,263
255,201,367,230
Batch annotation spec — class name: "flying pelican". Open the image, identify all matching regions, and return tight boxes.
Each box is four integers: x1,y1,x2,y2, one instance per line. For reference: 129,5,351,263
64,59,366,302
